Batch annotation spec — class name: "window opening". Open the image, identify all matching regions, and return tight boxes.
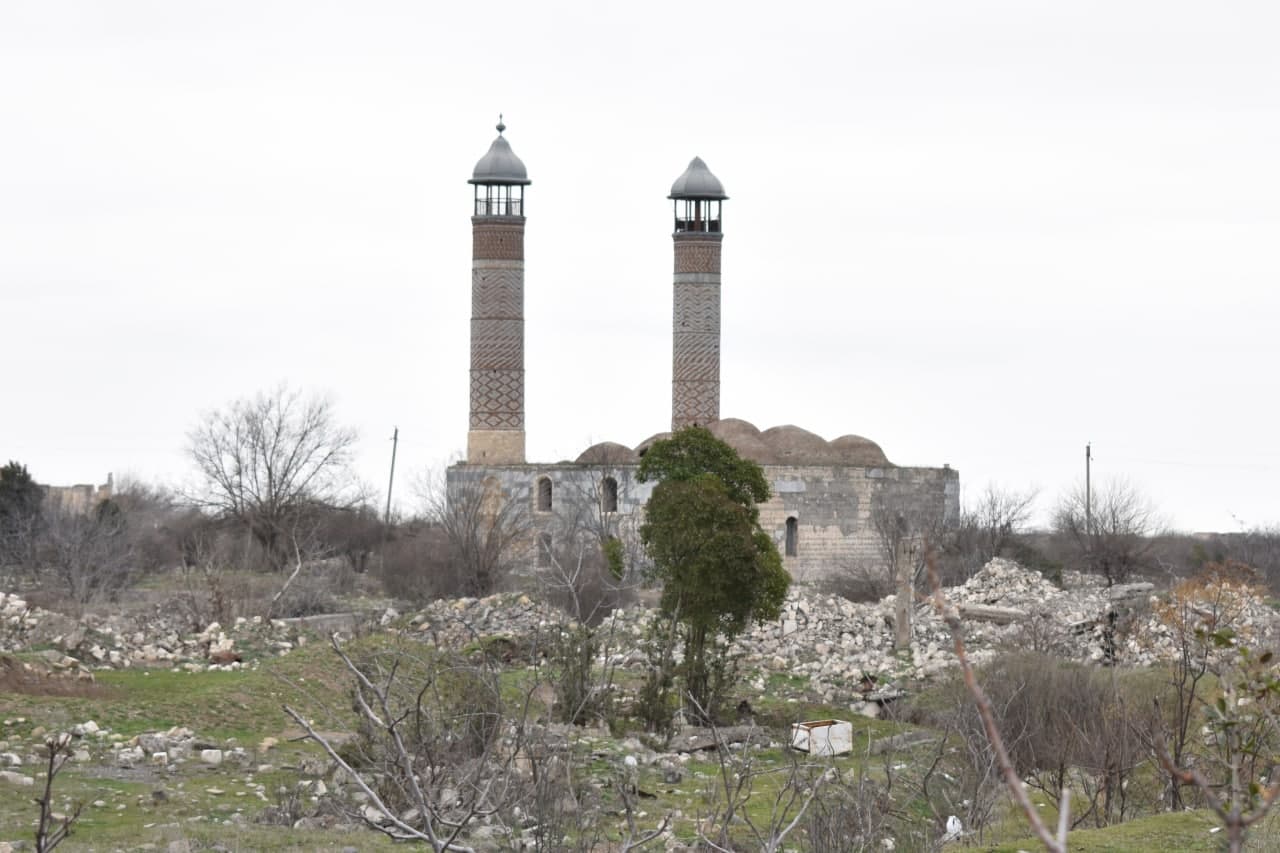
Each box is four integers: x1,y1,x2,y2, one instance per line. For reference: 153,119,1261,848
602,477,619,513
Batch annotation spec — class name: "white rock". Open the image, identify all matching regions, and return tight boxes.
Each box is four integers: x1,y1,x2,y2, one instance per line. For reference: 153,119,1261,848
200,749,224,766
0,769,33,787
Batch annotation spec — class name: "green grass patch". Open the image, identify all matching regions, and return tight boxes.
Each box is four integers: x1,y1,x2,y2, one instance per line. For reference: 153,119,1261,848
986,809,1225,852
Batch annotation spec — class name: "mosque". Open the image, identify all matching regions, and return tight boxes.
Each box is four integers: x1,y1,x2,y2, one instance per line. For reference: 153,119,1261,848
447,121,958,580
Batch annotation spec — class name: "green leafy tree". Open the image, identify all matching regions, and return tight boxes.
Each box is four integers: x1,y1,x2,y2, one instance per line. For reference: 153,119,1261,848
638,427,789,722
638,426,771,515
0,461,43,566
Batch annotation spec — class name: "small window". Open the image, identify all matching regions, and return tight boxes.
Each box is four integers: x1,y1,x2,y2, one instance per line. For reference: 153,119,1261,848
538,532,553,568
785,517,798,557
602,477,618,513
536,476,552,511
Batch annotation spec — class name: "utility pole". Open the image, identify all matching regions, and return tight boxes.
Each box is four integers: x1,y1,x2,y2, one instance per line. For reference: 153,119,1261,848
385,427,399,526
1085,442,1092,536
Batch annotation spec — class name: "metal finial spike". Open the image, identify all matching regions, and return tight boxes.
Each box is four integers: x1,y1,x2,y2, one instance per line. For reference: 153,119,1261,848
496,114,506,134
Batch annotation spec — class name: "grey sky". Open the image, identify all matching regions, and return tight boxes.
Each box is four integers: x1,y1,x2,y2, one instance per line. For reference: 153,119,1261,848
3,1,1278,532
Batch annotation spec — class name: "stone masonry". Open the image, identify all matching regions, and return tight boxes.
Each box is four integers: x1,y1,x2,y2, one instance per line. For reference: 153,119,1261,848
448,454,958,583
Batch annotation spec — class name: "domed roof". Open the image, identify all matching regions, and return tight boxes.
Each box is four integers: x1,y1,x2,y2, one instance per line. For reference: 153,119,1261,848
576,421,892,468
575,441,639,465
830,434,891,467
469,118,530,186
634,432,672,458
760,425,836,464
706,418,774,462
669,156,727,200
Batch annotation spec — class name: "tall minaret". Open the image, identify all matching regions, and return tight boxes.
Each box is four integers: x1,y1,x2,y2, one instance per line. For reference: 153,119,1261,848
669,157,727,431
467,118,530,464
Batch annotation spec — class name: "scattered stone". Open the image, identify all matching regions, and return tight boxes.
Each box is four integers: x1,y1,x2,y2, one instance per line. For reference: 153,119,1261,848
0,769,32,786
868,731,939,756
200,749,224,767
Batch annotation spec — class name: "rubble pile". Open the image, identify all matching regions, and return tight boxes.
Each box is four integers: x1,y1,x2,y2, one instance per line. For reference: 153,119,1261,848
590,558,1280,707
406,592,576,647
6,559,1279,694
0,591,299,671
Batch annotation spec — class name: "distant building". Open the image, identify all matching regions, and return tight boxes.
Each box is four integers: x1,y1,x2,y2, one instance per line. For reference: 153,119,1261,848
448,122,957,580
42,473,113,515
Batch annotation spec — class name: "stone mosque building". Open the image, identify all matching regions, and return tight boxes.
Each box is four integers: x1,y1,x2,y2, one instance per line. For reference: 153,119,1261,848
447,121,959,580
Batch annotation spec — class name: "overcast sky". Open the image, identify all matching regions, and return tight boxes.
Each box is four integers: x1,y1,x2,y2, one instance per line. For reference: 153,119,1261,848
3,1,1278,532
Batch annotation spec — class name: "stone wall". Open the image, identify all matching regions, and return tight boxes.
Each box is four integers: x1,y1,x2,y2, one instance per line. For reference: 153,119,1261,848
448,461,958,581
760,464,960,583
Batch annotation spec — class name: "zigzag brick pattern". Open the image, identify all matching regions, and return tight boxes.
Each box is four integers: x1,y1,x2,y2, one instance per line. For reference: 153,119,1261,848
472,268,523,317
470,219,526,448
672,234,722,430
470,319,522,370
674,239,722,274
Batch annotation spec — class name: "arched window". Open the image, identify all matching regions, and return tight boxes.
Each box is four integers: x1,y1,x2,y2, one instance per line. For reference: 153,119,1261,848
785,517,798,557
538,532,553,568
602,477,618,513
536,476,552,512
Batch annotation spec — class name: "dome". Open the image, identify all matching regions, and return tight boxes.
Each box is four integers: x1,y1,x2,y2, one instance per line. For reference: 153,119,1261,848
706,419,774,463
469,119,530,186
667,419,895,467
830,434,890,467
634,432,672,458
761,425,835,464
595,421,893,468
575,441,639,465
669,156,727,200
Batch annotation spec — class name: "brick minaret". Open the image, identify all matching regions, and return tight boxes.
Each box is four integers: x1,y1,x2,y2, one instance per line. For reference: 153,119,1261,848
669,157,727,430
467,119,530,464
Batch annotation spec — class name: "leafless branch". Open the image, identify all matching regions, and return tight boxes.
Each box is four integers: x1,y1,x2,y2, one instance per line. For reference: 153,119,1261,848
925,550,1068,852
34,733,83,853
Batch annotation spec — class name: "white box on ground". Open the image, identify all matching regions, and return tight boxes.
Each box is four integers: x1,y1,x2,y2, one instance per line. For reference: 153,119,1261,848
790,719,853,756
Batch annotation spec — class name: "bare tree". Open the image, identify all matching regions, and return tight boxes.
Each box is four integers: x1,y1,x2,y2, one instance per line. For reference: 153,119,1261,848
1152,628,1280,853
34,733,82,852
1053,479,1163,586
38,500,135,607
424,469,530,597
284,629,666,851
285,633,520,851
315,503,384,574
960,482,1039,565
186,385,358,571
924,552,1072,853
536,454,648,628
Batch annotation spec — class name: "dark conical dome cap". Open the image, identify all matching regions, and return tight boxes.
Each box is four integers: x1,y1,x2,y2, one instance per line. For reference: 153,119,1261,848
669,156,727,200
469,117,530,186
